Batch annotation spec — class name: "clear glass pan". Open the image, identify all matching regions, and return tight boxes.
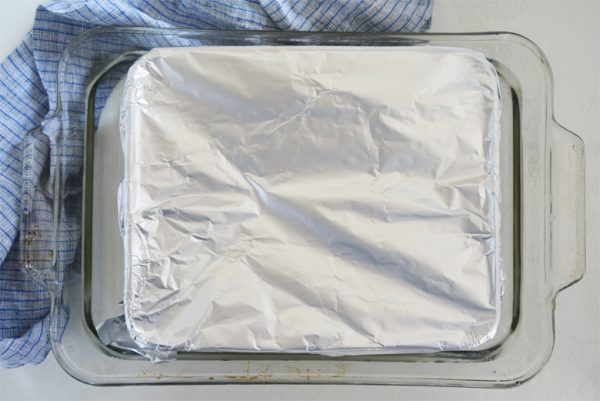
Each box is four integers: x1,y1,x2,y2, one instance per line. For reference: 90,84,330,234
20,28,585,387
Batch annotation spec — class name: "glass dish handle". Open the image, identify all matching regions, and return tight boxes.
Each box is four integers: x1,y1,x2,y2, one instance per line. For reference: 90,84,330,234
19,126,57,290
549,120,585,295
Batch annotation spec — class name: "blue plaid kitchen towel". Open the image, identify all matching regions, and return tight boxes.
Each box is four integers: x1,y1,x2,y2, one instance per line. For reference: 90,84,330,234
0,0,433,368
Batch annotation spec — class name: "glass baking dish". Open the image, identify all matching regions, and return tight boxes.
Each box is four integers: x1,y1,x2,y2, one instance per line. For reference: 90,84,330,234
19,28,585,386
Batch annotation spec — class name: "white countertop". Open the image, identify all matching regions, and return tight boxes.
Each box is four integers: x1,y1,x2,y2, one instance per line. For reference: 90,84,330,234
1,1,598,400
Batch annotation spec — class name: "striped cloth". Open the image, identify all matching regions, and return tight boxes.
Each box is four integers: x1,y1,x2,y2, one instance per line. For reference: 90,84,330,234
0,0,433,368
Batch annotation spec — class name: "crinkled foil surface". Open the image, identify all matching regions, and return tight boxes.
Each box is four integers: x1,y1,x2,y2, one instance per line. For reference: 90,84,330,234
121,46,502,355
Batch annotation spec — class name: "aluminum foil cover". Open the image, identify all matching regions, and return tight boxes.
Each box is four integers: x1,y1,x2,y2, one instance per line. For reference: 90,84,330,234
120,46,502,355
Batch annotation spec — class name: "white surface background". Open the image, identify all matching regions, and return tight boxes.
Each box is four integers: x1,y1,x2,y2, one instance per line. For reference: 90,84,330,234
0,0,598,400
